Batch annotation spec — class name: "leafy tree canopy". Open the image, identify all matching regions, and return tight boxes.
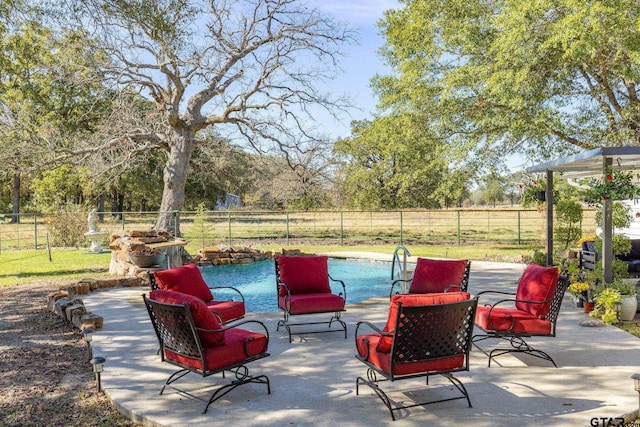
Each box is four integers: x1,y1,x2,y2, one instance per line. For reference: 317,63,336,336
375,0,640,171
333,114,462,209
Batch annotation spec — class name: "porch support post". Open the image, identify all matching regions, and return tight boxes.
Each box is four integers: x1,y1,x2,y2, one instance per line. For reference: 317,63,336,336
603,157,613,284
546,169,554,267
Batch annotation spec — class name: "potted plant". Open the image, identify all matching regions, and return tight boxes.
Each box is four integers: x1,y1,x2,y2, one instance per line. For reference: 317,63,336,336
583,168,640,202
610,280,637,321
521,179,550,207
568,282,591,309
577,235,597,252
129,248,167,268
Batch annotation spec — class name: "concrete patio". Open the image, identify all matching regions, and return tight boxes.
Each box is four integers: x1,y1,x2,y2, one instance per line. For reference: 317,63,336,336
82,258,640,426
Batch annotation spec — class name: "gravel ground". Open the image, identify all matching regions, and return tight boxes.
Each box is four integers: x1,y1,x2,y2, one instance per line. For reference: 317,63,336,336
0,281,139,426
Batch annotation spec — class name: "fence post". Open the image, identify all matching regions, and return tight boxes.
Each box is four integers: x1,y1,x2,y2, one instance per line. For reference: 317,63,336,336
487,210,490,237
457,210,461,245
34,214,38,249
228,212,232,245
399,211,403,245
517,210,521,245
340,211,344,246
286,212,290,246
173,211,179,236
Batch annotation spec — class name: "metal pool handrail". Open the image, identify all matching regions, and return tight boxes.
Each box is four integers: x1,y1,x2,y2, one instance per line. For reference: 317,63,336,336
391,245,411,293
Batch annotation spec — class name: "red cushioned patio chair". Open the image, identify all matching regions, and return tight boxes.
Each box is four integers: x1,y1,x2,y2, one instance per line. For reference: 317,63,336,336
143,290,270,414
472,264,569,367
389,257,471,298
275,256,347,343
149,263,245,324
355,292,478,421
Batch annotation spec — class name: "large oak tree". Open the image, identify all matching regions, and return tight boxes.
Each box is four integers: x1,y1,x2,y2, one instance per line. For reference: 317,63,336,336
66,0,354,234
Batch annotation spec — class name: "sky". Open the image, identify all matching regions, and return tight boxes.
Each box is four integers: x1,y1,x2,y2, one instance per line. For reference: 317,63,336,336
307,0,400,139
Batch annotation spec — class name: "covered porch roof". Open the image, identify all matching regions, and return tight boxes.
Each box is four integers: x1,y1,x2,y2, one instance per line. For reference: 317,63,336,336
526,146,640,283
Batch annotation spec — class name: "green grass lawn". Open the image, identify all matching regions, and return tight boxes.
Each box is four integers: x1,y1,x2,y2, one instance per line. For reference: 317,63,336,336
0,249,112,287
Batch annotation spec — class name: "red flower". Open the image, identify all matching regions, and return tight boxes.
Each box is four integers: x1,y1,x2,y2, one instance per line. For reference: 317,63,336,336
606,174,613,181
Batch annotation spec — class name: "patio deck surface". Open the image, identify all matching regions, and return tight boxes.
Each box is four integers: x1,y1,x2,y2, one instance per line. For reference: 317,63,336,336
82,256,640,426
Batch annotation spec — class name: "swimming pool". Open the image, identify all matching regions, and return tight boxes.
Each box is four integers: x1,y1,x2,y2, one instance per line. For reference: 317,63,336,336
199,258,395,313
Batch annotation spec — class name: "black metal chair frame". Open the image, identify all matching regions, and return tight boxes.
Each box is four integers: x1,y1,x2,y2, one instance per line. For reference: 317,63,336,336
275,258,347,343
143,294,271,414
389,260,471,298
148,271,245,323
355,298,478,421
472,275,569,367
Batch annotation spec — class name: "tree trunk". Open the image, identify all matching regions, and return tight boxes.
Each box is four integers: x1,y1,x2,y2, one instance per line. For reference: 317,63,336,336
155,129,195,236
110,188,124,220
97,194,105,222
11,172,20,224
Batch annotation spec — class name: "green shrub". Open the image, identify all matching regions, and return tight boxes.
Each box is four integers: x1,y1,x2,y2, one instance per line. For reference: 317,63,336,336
531,250,547,266
590,287,622,324
554,200,583,249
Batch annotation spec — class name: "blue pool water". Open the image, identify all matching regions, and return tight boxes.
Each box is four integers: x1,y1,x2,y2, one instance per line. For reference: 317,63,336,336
199,258,395,313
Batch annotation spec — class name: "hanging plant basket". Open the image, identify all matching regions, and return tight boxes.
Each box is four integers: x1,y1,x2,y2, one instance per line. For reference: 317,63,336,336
583,168,640,202
520,178,556,207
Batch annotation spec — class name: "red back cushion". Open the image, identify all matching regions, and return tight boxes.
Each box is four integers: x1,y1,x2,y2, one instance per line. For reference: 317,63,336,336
515,264,559,318
408,258,468,294
277,256,330,296
377,292,471,353
154,263,214,302
149,289,224,346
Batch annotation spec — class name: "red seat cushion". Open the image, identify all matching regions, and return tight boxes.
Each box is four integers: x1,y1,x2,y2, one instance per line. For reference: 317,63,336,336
475,305,553,335
377,292,471,353
278,292,345,315
149,289,224,346
515,264,559,318
408,258,468,294
154,263,214,302
277,256,331,296
356,333,464,376
165,327,268,372
206,300,245,323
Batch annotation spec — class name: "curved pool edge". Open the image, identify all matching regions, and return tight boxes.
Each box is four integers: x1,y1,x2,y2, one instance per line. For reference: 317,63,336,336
319,251,527,269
